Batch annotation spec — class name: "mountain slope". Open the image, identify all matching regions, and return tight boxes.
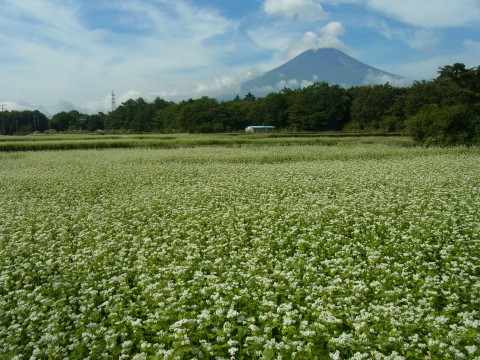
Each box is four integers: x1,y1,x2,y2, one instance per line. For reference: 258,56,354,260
241,48,403,95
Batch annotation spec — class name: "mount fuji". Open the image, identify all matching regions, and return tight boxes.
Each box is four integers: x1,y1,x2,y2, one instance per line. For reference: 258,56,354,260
241,48,404,96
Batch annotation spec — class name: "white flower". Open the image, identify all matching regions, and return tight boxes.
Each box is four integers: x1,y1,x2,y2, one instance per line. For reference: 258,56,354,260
122,340,133,348
465,345,477,355
226,309,239,318
330,350,341,360
132,354,147,360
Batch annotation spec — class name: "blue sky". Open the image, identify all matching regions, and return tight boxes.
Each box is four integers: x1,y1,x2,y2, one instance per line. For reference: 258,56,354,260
1,0,479,115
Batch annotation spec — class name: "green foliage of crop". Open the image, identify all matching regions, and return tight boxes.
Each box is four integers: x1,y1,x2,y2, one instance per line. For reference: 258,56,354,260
1,144,479,359
0,133,414,152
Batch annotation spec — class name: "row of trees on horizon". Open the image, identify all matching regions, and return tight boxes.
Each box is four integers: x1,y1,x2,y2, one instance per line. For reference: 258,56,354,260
1,63,479,145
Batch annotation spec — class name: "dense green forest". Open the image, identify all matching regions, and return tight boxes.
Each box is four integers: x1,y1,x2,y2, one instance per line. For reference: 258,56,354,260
0,110,49,135
2,63,479,145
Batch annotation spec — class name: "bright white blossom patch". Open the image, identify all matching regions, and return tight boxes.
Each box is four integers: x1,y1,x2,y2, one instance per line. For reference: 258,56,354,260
0,144,479,359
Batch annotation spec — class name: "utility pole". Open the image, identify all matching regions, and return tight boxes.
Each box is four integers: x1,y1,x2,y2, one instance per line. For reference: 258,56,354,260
33,113,39,133
1,105,6,136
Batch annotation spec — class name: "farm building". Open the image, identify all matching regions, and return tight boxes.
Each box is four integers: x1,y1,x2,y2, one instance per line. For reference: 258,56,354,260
245,125,276,132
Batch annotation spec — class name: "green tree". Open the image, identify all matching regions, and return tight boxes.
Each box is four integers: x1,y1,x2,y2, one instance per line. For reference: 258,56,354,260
30,110,49,133
0,110,48,135
288,82,350,131
406,104,479,145
379,88,408,132
130,98,149,132
403,81,443,118
106,98,148,131
405,63,480,145
49,110,80,131
263,92,289,128
85,113,106,131
243,92,256,101
348,84,401,131
177,97,219,132
246,98,266,126
153,103,181,132
220,100,250,130
437,63,480,93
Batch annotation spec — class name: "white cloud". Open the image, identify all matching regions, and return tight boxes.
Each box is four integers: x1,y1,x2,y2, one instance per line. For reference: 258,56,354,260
363,71,413,87
251,85,275,94
0,101,41,113
247,26,295,52
367,20,438,50
395,39,480,81
301,79,315,88
194,75,242,97
320,21,345,37
285,22,351,58
365,0,480,27
320,0,480,27
276,79,300,88
0,0,238,114
263,0,327,22
273,78,314,91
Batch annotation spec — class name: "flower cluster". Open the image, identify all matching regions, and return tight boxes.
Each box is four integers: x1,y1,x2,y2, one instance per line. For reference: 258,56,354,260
1,144,479,359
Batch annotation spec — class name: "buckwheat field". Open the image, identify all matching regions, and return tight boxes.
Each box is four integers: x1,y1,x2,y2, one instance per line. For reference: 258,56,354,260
1,143,479,359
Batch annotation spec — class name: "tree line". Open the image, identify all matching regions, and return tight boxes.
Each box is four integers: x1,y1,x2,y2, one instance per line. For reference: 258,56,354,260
2,63,479,145
0,110,49,135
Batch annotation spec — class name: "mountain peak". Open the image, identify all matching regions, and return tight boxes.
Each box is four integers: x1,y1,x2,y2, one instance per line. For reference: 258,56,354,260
241,48,403,95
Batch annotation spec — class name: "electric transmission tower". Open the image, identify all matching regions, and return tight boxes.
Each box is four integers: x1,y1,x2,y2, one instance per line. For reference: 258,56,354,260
111,90,116,111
